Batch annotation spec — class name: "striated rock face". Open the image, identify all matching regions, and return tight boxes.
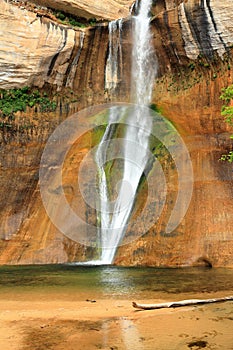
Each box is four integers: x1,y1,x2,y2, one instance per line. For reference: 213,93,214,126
177,0,233,60
0,1,76,89
0,0,133,103
0,0,233,266
2,0,233,92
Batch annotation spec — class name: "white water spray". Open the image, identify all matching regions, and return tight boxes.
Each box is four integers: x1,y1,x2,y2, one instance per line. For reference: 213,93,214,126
96,0,157,264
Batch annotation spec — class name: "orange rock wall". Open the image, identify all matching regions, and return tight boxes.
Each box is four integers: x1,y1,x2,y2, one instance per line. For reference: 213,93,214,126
0,0,232,266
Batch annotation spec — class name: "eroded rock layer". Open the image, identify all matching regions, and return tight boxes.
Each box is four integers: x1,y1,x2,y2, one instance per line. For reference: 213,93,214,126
28,0,134,20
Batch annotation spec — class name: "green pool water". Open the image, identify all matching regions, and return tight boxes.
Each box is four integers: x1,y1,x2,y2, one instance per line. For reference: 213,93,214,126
0,265,232,301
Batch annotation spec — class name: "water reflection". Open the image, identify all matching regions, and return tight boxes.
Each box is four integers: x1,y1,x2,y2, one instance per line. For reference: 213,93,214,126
98,266,233,297
99,317,145,349
0,265,233,299
121,319,144,350
101,321,110,349
99,267,136,296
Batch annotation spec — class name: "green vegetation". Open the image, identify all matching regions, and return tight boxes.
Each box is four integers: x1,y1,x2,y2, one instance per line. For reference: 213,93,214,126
54,11,98,28
149,103,162,114
188,62,195,71
0,87,57,118
91,125,106,147
212,72,217,79
220,151,233,162
220,84,233,162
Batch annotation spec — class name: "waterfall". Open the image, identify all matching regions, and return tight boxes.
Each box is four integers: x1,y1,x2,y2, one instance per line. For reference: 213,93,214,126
96,0,157,264
105,20,123,92
131,0,157,105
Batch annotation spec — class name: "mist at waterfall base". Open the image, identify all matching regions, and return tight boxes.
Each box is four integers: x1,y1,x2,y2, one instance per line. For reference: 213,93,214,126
89,0,157,265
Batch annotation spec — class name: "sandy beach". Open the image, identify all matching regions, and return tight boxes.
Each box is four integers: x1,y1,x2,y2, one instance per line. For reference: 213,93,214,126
0,292,232,350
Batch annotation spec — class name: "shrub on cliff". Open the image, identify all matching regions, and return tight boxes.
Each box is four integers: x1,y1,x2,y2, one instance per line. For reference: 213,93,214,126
0,87,57,118
220,85,233,162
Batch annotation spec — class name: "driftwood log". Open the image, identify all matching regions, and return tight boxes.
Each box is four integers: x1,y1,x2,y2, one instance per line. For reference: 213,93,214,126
132,295,233,310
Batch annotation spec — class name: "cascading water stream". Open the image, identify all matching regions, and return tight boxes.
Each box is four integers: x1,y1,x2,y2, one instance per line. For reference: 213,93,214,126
96,0,157,264
105,20,123,91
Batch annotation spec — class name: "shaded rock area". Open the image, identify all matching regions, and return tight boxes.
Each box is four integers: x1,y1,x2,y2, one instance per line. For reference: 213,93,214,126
27,0,134,20
0,0,232,266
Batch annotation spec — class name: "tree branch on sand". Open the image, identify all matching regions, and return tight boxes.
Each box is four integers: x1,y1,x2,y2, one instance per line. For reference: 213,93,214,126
132,295,233,310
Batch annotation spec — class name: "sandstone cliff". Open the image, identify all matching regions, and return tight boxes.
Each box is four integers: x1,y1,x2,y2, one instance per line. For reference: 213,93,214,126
0,0,233,266
29,0,134,20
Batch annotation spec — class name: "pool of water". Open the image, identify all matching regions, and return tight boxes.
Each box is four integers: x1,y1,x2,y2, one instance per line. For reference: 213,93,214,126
0,265,232,300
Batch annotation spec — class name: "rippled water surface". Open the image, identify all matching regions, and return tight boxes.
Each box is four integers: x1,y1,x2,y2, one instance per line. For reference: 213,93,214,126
0,265,232,300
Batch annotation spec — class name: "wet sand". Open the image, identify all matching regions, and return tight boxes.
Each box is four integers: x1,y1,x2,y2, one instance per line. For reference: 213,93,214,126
0,292,232,350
